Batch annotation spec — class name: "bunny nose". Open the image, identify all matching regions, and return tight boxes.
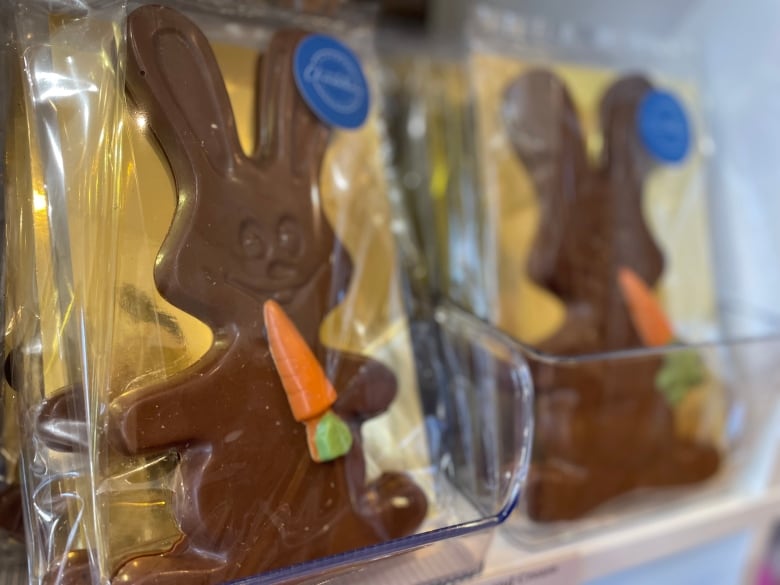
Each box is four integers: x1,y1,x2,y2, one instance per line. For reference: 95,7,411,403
268,261,296,280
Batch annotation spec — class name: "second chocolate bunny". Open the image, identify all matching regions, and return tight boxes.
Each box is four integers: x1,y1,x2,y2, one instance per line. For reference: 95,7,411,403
503,70,719,521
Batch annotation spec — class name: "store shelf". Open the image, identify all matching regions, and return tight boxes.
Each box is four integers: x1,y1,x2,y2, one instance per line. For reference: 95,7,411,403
468,487,780,584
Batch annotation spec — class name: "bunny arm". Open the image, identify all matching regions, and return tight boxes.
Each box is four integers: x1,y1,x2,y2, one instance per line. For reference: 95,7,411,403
313,238,397,419
109,339,234,456
330,351,397,422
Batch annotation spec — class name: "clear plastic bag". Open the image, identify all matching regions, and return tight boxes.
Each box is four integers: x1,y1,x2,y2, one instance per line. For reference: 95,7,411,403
7,1,532,583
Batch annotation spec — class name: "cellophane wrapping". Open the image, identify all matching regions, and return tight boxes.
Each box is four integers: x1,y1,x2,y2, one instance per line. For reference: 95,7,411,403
7,1,532,583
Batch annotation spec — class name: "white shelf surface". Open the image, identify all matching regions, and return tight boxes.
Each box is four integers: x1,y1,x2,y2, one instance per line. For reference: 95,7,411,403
469,487,780,584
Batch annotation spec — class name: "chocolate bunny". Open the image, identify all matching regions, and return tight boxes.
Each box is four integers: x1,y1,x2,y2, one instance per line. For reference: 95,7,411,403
503,70,718,521
36,6,426,583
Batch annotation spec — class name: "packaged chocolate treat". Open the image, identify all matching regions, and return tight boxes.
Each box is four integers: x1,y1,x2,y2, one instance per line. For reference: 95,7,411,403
462,3,779,542
8,1,532,583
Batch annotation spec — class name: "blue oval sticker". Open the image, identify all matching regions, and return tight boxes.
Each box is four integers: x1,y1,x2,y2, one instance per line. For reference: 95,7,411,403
637,90,691,164
294,34,370,130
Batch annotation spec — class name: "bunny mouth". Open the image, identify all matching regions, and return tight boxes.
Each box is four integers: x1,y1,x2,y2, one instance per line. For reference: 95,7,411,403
226,275,297,305
226,263,328,306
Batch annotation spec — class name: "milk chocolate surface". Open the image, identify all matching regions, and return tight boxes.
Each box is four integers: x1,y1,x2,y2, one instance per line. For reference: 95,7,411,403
38,5,426,583
503,70,719,522
0,484,23,541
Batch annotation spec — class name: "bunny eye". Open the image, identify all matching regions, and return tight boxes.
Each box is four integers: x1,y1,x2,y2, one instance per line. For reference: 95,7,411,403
277,218,303,258
239,220,267,259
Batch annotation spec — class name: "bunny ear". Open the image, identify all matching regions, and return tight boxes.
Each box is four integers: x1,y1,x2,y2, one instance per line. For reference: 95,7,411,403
598,75,654,178
598,76,665,289
253,28,330,176
126,6,241,177
502,69,588,181
503,70,589,290
253,31,298,161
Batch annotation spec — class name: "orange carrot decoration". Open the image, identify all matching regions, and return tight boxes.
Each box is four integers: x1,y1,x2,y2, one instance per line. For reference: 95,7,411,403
264,299,352,463
617,267,675,347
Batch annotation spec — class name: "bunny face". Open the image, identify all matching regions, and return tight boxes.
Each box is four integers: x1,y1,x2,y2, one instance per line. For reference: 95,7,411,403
126,8,335,328
223,192,324,304
158,158,335,321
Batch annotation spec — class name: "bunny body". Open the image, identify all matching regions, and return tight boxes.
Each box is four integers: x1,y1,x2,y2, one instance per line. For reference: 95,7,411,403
503,71,719,521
